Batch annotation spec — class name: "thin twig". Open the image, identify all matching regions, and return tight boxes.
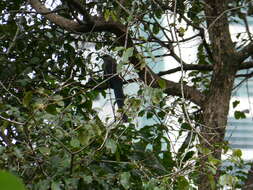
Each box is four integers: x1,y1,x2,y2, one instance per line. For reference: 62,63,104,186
0,115,25,125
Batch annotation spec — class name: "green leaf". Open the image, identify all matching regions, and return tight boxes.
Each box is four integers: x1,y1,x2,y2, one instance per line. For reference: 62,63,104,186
114,46,125,52
157,79,166,89
208,174,216,190
181,123,191,130
56,100,64,107
176,176,189,190
232,149,242,158
182,151,195,162
146,112,154,119
52,95,63,101
16,79,30,87
232,100,240,108
208,157,221,167
30,57,40,64
39,147,51,155
150,88,163,104
120,172,131,189
198,146,211,154
106,139,117,154
157,111,165,119
178,27,185,37
234,110,246,119
111,10,117,22
22,91,33,107
219,174,238,187
140,60,146,70
45,104,58,115
70,138,80,148
14,147,23,159
0,146,5,154
78,127,92,146
155,9,162,19
104,9,110,21
82,175,92,184
153,23,160,34
138,110,145,117
122,47,134,63
51,181,61,190
22,67,33,76
0,171,26,190
161,151,174,170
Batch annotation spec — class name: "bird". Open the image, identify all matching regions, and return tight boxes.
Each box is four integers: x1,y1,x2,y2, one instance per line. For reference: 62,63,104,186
102,55,128,122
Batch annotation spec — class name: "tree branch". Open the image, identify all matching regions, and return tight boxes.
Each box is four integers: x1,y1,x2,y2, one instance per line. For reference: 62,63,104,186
28,0,126,36
28,0,206,107
158,61,253,76
135,65,206,106
158,64,212,76
237,42,253,63
65,0,93,24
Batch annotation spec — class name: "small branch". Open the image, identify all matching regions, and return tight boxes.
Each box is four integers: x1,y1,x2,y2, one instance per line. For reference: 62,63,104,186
237,41,253,63
233,71,253,89
69,154,74,175
236,71,253,78
28,0,126,36
9,8,67,15
6,23,20,55
65,0,93,24
242,13,253,42
0,115,25,125
159,64,212,76
0,81,22,104
0,131,12,146
158,61,253,76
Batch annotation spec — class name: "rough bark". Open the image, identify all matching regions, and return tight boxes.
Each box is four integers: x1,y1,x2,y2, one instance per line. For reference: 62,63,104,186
243,163,253,190
198,1,238,189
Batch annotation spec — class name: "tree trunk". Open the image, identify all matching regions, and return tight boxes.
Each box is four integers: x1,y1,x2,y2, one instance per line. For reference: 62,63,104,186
242,163,253,190
198,0,238,189
198,69,236,190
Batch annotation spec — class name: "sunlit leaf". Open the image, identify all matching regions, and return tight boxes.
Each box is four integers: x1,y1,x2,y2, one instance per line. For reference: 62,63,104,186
158,79,166,89
39,147,51,155
51,181,61,190
120,172,131,189
232,149,242,158
22,91,33,107
82,175,92,184
122,47,134,63
70,138,80,148
176,176,189,190
219,174,238,187
106,138,117,154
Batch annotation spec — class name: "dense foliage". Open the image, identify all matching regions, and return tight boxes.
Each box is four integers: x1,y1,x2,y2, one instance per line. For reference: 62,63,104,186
1,0,253,189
